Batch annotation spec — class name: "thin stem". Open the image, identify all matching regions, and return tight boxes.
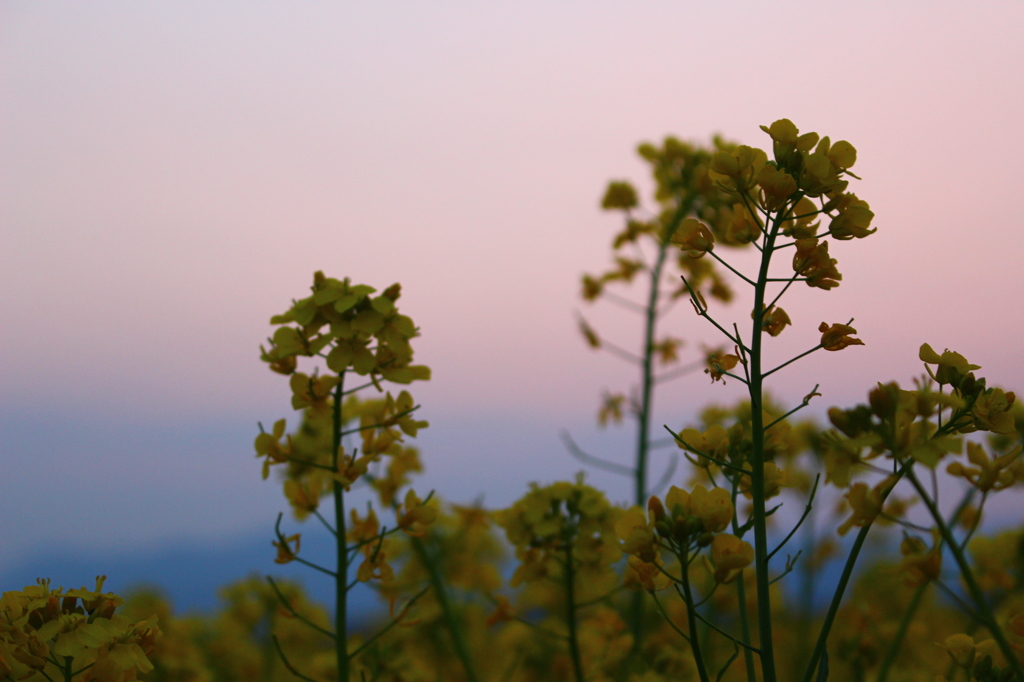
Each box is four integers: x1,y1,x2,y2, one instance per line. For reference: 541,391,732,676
314,509,338,537
332,373,350,682
708,249,756,286
664,426,748,475
267,576,337,640
761,345,823,379
904,466,1024,679
933,579,982,621
681,546,713,682
801,463,910,682
272,635,320,682
561,431,636,477
651,590,690,643
764,271,801,315
602,290,649,314
339,405,420,437
747,201,783,682
763,385,820,432
693,609,761,654
348,586,431,660
410,537,480,682
602,339,645,364
767,475,820,561
651,453,679,496
653,358,707,384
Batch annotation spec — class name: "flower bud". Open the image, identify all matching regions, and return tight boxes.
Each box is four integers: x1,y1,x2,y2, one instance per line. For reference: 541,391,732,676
868,382,898,420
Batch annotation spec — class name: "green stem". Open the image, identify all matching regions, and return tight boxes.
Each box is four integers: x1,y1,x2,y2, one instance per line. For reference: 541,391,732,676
565,542,586,682
904,467,1024,680
410,537,480,682
681,547,712,682
629,196,696,650
801,462,910,682
748,201,789,682
332,372,349,682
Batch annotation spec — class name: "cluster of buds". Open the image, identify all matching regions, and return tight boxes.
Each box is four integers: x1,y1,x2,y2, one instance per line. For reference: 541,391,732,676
616,484,754,588
0,577,160,682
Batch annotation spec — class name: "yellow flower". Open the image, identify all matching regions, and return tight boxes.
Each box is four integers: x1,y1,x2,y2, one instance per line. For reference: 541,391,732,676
919,343,980,386
615,506,657,562
653,336,683,365
709,534,754,583
670,218,715,258
677,424,729,468
704,348,740,383
273,533,301,564
397,489,438,537
356,548,395,584
289,372,338,414
760,305,791,337
947,442,1021,492
334,450,373,490
837,476,896,536
828,194,875,240
819,321,864,351
283,477,324,520
689,485,734,533
347,507,380,545
941,634,977,668
598,392,626,426
972,388,1018,434
624,555,672,593
793,239,842,289
725,203,762,244
760,118,799,145
898,530,942,586
756,165,798,211
255,419,292,480
709,145,768,192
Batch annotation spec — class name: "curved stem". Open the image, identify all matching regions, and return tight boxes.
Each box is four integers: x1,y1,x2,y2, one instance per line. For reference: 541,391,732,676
410,537,480,682
903,466,1024,680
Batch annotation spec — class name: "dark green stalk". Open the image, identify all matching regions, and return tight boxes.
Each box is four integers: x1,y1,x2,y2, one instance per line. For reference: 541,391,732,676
565,542,586,682
410,537,480,682
331,372,349,682
747,205,788,682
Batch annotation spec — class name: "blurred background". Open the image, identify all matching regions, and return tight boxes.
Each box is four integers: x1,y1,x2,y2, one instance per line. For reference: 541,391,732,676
2,1,1022,613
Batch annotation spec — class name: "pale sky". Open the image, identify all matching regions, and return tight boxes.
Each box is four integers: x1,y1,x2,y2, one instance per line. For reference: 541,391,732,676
2,1,1023,570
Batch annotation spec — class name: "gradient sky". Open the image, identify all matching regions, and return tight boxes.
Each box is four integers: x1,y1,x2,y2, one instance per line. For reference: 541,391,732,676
2,1,1023,574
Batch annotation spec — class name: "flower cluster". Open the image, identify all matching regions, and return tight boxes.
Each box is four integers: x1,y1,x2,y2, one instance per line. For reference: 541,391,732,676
0,577,160,682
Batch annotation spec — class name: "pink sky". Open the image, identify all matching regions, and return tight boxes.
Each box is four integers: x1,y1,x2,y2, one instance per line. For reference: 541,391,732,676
2,1,1023,565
